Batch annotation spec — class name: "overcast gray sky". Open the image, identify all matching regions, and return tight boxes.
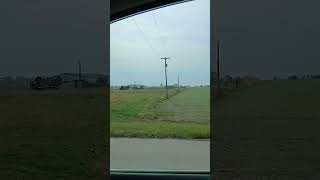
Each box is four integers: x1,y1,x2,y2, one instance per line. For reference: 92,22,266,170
110,0,210,86
2,0,320,82
216,0,320,79
0,0,107,78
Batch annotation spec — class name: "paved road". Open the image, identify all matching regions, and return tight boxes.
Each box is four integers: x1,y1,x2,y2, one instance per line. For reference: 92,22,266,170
111,138,210,170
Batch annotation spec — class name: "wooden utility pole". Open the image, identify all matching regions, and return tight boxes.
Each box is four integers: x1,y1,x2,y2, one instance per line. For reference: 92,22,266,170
77,60,82,88
217,40,221,96
161,57,171,99
178,75,180,92
78,60,82,81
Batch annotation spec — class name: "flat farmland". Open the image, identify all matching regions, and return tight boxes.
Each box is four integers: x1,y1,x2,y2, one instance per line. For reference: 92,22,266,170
0,87,210,178
111,87,210,139
0,89,107,179
213,80,320,177
110,87,210,170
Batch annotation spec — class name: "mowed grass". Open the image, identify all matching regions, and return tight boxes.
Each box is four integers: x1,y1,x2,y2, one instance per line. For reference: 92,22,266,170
111,87,210,139
0,89,107,179
214,80,320,175
111,121,209,139
143,87,210,123
111,89,170,122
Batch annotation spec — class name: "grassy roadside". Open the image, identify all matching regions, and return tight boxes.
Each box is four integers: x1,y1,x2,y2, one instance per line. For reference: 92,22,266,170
111,121,209,139
111,88,180,122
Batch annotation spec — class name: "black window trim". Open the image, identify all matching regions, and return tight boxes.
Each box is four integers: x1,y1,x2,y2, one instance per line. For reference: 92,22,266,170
111,0,194,23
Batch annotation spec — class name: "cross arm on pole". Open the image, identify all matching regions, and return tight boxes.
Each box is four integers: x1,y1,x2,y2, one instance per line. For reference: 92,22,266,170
161,57,172,99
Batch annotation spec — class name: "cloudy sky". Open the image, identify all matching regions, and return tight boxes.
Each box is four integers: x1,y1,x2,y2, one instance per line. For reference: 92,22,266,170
0,0,107,78
2,0,320,82
110,0,210,86
216,0,320,79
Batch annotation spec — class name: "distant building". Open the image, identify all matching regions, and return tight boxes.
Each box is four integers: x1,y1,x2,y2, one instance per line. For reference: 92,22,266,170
30,76,62,89
288,75,298,80
119,85,129,90
128,84,145,89
59,73,108,88
30,73,108,89
119,84,145,90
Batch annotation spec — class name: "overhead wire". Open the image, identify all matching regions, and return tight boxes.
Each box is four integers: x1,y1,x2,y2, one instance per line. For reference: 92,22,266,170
131,17,160,58
151,11,167,54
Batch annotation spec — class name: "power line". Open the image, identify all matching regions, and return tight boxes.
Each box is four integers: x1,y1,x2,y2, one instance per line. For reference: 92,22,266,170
131,17,160,57
151,12,166,53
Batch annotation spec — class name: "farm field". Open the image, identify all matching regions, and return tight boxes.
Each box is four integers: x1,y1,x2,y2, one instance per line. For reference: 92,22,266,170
0,89,108,179
213,80,320,177
111,87,210,139
143,87,210,123
0,86,209,178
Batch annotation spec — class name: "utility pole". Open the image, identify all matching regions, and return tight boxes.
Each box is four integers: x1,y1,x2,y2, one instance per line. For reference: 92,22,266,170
217,40,221,96
178,75,180,93
77,60,82,87
78,60,82,81
161,57,171,99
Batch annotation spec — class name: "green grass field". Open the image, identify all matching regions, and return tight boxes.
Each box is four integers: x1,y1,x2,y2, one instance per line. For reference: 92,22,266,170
214,79,320,176
3,79,319,177
0,89,107,179
111,87,210,139
143,87,209,123
0,86,209,178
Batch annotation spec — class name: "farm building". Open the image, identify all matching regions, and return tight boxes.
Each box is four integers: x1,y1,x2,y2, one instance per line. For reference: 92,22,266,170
58,73,109,88
119,85,129,90
30,73,109,89
128,84,144,89
30,76,62,89
288,75,298,80
119,84,145,90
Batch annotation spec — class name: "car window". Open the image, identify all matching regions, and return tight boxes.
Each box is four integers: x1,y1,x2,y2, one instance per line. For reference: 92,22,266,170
110,0,210,171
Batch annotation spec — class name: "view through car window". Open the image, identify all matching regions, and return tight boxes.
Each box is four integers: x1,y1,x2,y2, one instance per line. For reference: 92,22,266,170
110,0,210,171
